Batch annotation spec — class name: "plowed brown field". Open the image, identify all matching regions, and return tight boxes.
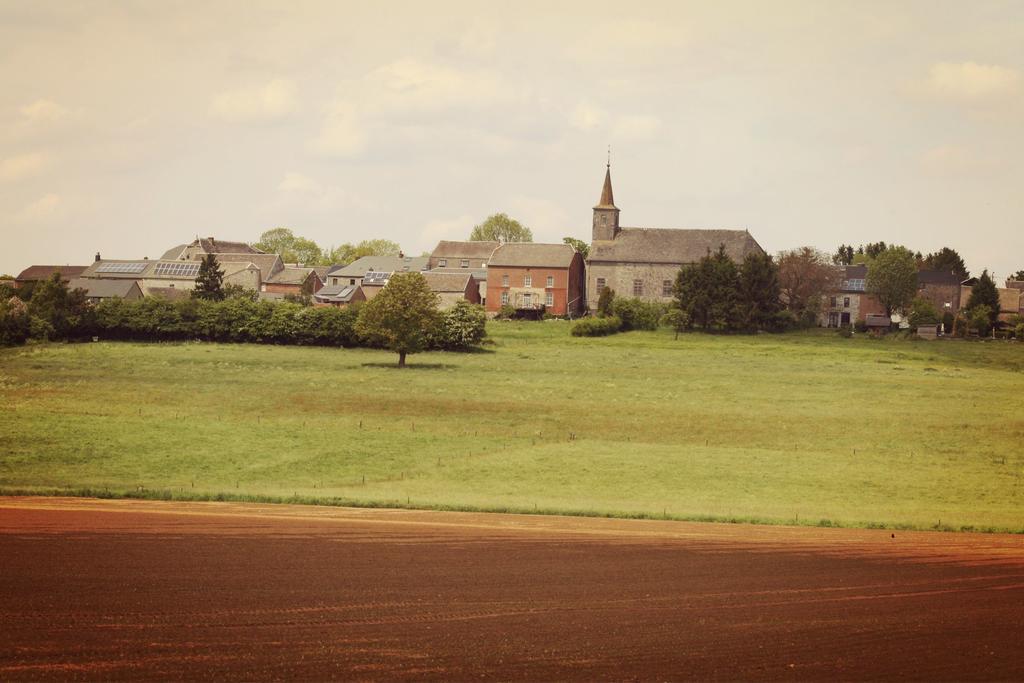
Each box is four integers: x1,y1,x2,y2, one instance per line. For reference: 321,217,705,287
1,497,1023,681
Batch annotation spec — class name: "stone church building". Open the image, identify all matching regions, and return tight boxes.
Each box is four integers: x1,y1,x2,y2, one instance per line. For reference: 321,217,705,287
587,164,765,310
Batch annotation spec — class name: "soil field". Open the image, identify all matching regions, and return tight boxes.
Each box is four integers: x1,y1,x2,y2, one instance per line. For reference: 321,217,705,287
2,498,1024,681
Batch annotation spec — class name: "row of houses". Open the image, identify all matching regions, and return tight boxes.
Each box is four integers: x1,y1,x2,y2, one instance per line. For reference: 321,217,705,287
12,162,1020,323
821,264,1024,328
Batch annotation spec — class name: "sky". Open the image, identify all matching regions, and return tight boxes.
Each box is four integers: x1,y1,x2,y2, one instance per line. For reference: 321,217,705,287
1,0,1022,279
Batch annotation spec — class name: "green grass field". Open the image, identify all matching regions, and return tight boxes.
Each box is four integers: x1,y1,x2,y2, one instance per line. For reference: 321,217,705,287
2,323,1022,531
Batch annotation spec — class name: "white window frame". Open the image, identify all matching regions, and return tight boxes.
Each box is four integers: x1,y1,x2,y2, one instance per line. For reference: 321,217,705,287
438,259,447,267
546,275,554,288
460,259,469,268
545,292,553,307
500,291,509,305
502,274,509,287
524,274,532,287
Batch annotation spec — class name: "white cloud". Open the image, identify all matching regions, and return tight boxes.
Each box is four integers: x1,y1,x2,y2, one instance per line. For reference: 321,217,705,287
360,59,511,115
19,99,68,123
270,171,372,213
506,196,571,242
15,193,61,222
566,19,685,67
209,79,296,122
311,103,368,158
924,62,1020,102
569,102,608,131
612,115,663,142
0,152,48,182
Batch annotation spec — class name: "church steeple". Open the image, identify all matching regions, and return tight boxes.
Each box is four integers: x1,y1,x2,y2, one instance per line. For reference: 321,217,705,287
592,155,620,241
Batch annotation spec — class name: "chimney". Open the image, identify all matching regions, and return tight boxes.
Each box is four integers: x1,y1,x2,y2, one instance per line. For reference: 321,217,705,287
95,252,101,262
399,251,405,258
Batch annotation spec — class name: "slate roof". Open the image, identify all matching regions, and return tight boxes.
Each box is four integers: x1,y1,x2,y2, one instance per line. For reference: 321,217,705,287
422,272,473,293
329,255,429,278
488,243,578,268
314,283,362,303
917,270,962,286
68,277,142,299
189,237,264,255
266,266,316,285
430,240,499,262
15,265,88,282
589,228,763,265
160,244,188,260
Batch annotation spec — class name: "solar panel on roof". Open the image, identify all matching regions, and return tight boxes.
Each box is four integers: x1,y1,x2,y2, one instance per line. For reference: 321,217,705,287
96,262,148,274
152,262,201,277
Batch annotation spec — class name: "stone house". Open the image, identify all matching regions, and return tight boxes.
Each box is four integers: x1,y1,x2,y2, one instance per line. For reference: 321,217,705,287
324,255,429,288
486,243,585,316
916,270,962,314
820,265,886,328
262,266,323,296
586,164,764,310
161,237,265,261
427,240,498,271
422,271,481,309
79,258,264,298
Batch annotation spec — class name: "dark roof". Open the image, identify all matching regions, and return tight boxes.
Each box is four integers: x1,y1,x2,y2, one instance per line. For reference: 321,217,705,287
844,264,868,279
160,244,188,260
422,272,473,293
67,277,142,299
589,228,763,265
430,240,499,261
917,270,961,286
489,243,578,268
15,265,88,282
189,237,264,255
595,166,616,209
314,284,362,303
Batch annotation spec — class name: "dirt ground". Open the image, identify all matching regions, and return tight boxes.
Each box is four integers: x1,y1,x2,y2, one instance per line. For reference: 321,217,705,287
1,497,1023,681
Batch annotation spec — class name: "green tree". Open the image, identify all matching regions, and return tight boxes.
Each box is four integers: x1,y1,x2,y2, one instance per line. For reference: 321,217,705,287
736,252,782,331
326,239,402,265
0,296,31,345
659,308,689,340
675,246,739,331
596,287,615,317
832,244,855,265
922,247,968,280
907,297,941,327
866,246,918,316
253,227,297,256
192,254,225,301
355,272,440,367
1011,269,1024,281
965,270,1001,326
469,213,532,243
254,227,325,264
563,237,589,260
27,272,90,340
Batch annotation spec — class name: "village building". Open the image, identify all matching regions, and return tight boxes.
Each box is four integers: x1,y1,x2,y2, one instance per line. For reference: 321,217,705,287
422,271,481,308
820,265,886,328
915,270,962,314
67,278,143,302
13,265,88,290
79,257,264,298
261,266,323,296
486,243,585,316
324,255,429,288
586,164,764,310
427,240,497,305
313,283,366,307
161,237,265,261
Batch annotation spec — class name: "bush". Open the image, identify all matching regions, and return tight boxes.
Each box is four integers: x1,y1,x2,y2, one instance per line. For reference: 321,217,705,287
1016,323,1024,340
571,316,622,337
0,296,31,345
609,297,664,331
432,301,487,350
597,287,615,317
496,303,516,320
907,297,941,328
966,305,994,338
854,320,868,333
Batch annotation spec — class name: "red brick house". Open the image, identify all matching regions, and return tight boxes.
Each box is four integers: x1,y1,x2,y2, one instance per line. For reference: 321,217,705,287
486,243,585,316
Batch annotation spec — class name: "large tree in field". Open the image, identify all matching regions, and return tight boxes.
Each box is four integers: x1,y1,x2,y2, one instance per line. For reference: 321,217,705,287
776,247,839,317
675,246,739,330
469,213,532,243
736,252,782,331
866,246,918,316
355,272,440,368
965,270,1001,325
192,254,225,301
922,247,968,280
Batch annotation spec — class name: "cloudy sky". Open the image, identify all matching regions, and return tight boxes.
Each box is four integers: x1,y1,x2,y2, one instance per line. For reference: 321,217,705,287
2,1,1022,278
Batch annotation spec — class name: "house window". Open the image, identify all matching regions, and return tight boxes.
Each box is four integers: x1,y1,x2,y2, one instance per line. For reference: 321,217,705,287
546,275,554,288
524,274,532,287
844,297,850,308
460,259,469,268
596,277,606,293
830,296,837,307
439,259,447,267
545,292,553,307
332,278,339,286
523,293,532,307
501,291,509,305
662,280,673,297
633,279,643,297
350,279,356,285
502,274,509,287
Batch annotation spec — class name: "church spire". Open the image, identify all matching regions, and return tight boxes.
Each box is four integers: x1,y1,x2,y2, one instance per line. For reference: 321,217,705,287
596,148,616,208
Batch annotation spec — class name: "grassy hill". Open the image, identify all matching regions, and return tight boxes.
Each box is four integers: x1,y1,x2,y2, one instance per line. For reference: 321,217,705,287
2,323,1022,531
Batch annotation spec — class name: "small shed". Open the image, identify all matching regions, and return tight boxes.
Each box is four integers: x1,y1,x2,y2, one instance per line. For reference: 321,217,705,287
865,314,892,332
